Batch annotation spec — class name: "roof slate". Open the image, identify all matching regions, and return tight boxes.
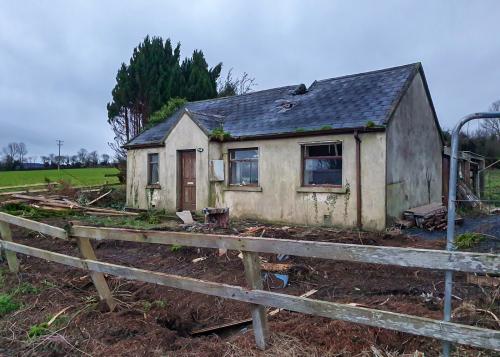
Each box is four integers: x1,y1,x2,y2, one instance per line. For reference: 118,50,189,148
125,63,421,148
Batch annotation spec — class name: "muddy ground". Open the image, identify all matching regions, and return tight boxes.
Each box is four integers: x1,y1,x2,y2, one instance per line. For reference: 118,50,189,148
0,216,499,356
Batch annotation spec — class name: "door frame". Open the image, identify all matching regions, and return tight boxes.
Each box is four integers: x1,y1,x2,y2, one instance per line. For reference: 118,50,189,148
177,149,197,211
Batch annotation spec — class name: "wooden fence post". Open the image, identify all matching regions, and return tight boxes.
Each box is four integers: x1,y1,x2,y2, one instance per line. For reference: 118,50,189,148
242,251,269,350
76,237,116,311
0,222,19,273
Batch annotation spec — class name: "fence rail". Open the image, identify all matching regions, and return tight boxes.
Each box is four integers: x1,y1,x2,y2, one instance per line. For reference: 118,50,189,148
0,212,499,351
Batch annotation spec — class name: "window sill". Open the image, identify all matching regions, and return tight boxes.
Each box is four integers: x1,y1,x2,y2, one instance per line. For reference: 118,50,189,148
146,184,161,189
224,185,262,192
297,186,347,194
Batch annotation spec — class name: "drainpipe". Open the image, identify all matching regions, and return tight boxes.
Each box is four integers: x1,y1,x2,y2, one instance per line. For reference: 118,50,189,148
354,131,362,229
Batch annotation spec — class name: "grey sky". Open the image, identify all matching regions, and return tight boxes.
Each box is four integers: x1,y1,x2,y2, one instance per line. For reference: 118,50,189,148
0,1,498,159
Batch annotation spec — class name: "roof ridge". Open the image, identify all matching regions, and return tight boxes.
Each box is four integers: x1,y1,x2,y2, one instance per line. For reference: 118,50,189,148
187,109,225,119
186,84,299,105
313,62,421,84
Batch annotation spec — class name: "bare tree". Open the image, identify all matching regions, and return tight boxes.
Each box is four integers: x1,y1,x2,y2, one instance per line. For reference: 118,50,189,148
217,69,256,97
18,142,28,163
101,154,110,166
77,148,88,165
481,100,500,138
88,151,99,167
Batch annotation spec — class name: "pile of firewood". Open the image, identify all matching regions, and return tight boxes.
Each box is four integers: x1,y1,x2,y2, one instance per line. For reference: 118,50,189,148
399,203,462,232
2,193,137,216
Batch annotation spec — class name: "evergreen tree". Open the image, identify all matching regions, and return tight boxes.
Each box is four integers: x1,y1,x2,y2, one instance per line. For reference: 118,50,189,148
107,36,222,157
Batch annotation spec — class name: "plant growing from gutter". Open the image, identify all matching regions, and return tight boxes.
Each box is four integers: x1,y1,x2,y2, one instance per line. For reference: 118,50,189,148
210,127,231,141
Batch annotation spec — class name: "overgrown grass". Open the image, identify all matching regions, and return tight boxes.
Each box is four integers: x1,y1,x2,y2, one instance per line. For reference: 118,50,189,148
455,232,484,249
0,167,119,188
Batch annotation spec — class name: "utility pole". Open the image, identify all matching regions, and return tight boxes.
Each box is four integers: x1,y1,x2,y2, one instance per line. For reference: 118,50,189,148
56,140,64,171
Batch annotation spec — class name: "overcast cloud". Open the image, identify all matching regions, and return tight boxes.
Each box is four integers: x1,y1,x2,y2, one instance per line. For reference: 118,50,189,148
0,0,499,159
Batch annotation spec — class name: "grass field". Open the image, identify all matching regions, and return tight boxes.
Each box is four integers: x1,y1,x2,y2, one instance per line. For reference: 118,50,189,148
484,169,499,206
0,168,120,188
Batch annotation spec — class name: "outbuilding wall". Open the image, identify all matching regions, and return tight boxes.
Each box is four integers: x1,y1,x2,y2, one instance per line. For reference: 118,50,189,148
385,72,443,222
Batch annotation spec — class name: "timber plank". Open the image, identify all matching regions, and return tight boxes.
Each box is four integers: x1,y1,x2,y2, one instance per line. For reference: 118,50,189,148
0,212,68,240
71,226,500,274
242,251,269,349
1,240,499,351
76,237,116,311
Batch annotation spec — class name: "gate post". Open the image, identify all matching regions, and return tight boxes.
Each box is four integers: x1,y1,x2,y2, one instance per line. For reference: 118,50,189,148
242,251,269,349
443,112,500,356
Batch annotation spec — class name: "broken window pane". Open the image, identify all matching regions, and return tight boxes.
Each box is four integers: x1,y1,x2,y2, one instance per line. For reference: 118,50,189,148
303,143,342,186
229,148,258,185
148,153,159,184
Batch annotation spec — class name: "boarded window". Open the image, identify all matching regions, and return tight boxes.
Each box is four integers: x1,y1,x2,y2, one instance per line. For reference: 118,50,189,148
148,153,159,185
303,143,342,186
229,148,258,186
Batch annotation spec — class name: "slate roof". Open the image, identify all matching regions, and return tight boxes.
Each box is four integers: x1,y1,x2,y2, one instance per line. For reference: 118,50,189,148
125,63,426,148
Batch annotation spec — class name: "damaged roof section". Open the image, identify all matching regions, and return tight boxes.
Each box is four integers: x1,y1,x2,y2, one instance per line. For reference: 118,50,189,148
125,63,423,148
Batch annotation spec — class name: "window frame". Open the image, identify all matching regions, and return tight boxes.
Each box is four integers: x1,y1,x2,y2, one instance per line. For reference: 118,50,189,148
228,147,259,187
147,153,160,185
301,142,343,188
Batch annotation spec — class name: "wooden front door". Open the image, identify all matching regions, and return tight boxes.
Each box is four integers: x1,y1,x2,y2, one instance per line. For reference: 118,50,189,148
180,151,196,211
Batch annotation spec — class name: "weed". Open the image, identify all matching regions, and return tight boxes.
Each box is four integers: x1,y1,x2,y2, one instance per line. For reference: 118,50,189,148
320,125,332,130
0,268,6,287
41,279,57,289
455,232,484,249
142,301,152,312
171,244,183,252
295,128,305,132
154,300,167,309
210,127,231,141
365,120,375,128
142,299,167,312
0,294,20,316
12,282,40,296
28,322,49,338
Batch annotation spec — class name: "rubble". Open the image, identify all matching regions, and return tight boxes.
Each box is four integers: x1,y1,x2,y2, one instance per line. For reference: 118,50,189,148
5,193,137,216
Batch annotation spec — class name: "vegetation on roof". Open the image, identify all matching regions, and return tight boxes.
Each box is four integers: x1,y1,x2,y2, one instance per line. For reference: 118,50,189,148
145,97,187,131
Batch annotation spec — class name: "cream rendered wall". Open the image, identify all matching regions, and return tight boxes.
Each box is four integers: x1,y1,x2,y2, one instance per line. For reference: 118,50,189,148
126,113,210,211
163,114,210,211
127,115,387,229
126,147,168,209
210,132,386,230
386,73,443,222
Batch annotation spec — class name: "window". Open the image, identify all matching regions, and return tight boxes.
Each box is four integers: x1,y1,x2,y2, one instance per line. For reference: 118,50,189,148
148,153,159,185
229,148,258,186
302,143,342,186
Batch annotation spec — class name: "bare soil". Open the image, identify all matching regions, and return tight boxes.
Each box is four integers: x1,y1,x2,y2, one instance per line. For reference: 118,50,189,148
0,217,498,356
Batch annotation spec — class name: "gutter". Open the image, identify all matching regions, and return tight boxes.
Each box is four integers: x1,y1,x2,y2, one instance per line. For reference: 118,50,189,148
211,126,385,142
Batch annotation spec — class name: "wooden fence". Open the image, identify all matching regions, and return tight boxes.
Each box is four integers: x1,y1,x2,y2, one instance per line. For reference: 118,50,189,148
0,211,499,352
